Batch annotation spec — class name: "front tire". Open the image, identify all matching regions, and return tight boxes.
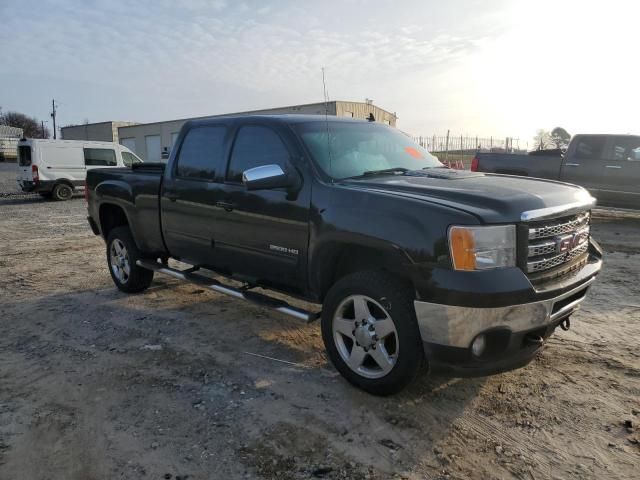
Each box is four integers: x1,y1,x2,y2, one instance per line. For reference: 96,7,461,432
106,226,154,293
321,270,425,395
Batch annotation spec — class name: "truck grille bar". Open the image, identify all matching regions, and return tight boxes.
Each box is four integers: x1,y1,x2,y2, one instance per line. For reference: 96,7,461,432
528,212,590,240
524,212,591,276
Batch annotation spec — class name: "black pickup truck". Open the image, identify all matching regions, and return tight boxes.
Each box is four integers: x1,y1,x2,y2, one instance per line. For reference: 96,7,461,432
472,134,640,209
86,115,602,395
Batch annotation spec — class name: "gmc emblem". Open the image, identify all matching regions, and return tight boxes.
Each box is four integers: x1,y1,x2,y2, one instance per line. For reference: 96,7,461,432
556,231,588,253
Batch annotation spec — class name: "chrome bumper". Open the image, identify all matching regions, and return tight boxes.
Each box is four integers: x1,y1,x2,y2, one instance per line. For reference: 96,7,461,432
414,277,595,348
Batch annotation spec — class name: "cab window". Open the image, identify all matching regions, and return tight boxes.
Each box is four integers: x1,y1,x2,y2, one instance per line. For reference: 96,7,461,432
610,136,640,162
84,148,117,166
573,136,606,161
121,151,142,167
226,126,290,183
175,126,227,181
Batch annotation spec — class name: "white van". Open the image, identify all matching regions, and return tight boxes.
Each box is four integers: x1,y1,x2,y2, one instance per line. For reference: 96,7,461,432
16,139,142,200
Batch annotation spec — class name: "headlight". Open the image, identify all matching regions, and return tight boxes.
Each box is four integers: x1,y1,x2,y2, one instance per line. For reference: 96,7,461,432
448,225,516,271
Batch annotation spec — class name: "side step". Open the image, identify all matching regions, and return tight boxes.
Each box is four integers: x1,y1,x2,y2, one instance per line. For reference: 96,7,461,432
136,260,320,323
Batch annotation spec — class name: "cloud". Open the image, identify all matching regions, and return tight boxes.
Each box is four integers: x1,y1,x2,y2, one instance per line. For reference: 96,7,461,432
0,0,506,131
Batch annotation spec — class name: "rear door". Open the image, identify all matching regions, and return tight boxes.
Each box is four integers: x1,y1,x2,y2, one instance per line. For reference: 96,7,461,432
560,135,607,191
17,143,34,185
212,122,310,290
596,135,640,208
160,124,230,265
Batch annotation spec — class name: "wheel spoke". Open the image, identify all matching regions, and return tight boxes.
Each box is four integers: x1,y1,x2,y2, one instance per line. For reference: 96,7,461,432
347,345,367,369
334,318,355,338
373,317,396,339
113,242,122,256
369,344,394,374
353,296,371,321
122,262,131,276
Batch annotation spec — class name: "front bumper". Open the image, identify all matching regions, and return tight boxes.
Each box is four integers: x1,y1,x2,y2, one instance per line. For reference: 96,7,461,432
415,269,598,377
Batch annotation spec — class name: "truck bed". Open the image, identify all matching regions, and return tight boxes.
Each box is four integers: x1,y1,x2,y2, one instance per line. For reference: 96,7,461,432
86,164,167,255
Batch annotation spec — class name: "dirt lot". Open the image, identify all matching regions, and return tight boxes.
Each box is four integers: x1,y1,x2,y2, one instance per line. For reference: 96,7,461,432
0,163,638,480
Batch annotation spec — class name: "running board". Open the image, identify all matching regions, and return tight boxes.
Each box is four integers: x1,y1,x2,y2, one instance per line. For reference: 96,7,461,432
136,260,320,323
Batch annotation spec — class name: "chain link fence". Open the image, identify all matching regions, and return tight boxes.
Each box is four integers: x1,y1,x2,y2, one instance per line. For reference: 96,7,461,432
413,131,524,169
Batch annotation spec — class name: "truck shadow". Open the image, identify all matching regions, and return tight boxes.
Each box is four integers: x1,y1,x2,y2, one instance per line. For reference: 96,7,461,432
0,194,45,205
0,194,84,205
1,284,486,477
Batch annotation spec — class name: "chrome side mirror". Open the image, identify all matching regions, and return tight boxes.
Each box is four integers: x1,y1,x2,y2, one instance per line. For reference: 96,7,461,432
242,164,291,190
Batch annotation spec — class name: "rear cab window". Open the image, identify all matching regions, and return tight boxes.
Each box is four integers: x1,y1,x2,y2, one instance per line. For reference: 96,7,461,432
18,145,32,166
121,151,142,167
175,126,227,181
573,136,606,161
226,125,290,183
84,148,117,166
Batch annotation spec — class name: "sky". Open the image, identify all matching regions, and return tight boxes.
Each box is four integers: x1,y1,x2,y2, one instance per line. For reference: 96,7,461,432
1,0,638,146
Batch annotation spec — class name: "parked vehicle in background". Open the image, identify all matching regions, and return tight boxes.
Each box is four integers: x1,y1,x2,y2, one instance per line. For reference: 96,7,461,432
16,139,142,200
472,134,640,209
86,115,602,395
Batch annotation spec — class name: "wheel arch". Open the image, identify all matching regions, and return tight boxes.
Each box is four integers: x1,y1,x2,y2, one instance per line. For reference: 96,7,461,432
53,178,75,189
99,202,131,240
310,239,416,303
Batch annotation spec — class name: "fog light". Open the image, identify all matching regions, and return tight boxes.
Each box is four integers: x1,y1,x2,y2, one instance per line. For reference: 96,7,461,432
471,334,486,357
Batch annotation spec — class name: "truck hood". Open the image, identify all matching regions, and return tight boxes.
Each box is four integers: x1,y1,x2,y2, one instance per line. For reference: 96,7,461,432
342,169,594,223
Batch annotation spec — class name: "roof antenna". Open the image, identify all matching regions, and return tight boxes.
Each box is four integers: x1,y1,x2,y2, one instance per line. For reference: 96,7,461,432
322,67,334,181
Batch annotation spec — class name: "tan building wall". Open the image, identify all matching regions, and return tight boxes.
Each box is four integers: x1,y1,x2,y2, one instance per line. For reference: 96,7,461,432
334,101,396,126
61,121,137,143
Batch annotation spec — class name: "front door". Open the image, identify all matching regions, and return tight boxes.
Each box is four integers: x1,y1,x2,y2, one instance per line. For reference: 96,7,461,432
212,124,310,291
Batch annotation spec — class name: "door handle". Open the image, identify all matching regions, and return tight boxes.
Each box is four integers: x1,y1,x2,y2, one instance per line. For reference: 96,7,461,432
165,192,179,202
565,163,580,167
216,201,235,212
605,165,622,169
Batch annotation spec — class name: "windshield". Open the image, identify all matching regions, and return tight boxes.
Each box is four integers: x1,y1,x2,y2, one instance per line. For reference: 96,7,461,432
296,121,442,180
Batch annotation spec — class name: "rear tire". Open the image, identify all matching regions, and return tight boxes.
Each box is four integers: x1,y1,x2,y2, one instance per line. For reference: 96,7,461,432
52,183,73,201
106,226,154,293
321,270,425,395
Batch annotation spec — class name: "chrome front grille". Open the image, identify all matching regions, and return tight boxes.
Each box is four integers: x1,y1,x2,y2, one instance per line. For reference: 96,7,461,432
525,212,591,275
527,241,589,273
528,212,590,240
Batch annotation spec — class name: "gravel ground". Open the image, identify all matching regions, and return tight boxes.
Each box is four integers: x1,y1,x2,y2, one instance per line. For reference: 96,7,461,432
0,163,638,480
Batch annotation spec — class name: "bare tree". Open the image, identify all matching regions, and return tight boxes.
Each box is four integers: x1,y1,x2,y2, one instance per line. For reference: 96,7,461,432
0,110,50,138
532,129,553,151
550,127,571,150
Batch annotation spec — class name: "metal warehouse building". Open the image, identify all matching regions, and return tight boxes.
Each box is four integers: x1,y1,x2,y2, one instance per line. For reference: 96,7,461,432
0,125,24,162
61,100,397,162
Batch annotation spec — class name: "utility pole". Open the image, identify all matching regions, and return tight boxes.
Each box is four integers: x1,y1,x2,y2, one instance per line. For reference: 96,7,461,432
50,99,57,139
41,121,45,138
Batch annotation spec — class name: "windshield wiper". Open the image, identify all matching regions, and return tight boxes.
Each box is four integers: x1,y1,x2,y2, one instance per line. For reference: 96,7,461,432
359,167,410,177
